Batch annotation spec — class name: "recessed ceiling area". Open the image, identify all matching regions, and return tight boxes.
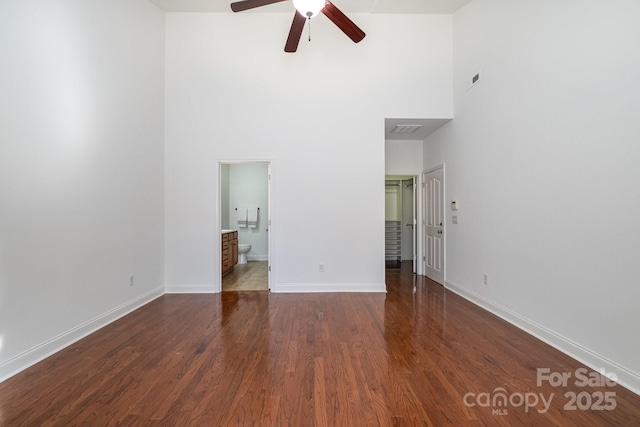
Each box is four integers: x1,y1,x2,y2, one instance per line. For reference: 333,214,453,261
146,0,472,14
385,118,450,141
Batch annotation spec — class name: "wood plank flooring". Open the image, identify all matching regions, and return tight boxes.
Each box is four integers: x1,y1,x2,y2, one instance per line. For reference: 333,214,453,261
1,262,640,426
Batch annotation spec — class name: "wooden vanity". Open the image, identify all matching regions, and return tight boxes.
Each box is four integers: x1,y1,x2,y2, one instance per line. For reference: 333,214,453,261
222,230,238,276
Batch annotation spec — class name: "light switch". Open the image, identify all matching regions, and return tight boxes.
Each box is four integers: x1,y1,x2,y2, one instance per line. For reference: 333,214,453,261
452,215,458,224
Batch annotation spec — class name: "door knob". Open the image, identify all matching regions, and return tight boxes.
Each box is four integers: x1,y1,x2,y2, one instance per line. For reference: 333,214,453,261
437,230,443,234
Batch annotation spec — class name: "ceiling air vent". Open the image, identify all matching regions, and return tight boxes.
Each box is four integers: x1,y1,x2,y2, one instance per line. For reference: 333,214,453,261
390,125,422,134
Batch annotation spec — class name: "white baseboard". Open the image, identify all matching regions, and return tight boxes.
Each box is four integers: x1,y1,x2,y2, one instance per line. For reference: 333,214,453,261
247,255,268,261
0,287,164,383
445,279,640,396
272,282,387,293
165,284,218,294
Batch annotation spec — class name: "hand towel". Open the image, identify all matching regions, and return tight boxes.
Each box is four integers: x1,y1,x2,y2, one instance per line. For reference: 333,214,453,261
248,207,258,229
237,208,248,228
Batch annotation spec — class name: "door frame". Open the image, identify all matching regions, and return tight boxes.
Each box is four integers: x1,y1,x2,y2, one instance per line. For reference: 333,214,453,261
422,164,445,284
217,159,273,292
403,177,418,273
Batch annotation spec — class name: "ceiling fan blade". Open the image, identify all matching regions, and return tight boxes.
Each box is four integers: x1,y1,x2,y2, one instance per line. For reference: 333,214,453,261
322,1,366,43
230,0,287,13
285,12,306,53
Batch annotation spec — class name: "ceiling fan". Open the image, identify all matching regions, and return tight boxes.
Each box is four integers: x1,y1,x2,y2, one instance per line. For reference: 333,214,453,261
230,0,366,53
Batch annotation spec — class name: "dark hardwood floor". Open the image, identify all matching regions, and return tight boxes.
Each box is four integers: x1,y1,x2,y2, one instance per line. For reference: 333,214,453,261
2,262,640,426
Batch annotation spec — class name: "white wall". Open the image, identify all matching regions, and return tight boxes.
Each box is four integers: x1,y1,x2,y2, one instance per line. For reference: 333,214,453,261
0,0,165,380
220,163,230,230
227,163,269,261
385,140,424,176
164,13,453,293
384,184,401,222
425,0,640,392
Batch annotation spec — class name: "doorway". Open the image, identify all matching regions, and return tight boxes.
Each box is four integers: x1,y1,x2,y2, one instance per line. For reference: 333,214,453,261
219,161,271,291
385,175,417,272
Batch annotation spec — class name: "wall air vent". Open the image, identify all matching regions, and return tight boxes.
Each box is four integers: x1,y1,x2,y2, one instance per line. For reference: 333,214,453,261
390,125,422,134
467,70,481,91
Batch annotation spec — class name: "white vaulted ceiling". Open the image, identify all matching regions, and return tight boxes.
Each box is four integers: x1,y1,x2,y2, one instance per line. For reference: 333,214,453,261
147,0,472,14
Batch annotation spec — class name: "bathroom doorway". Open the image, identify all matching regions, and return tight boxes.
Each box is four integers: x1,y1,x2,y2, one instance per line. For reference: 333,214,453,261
219,161,271,291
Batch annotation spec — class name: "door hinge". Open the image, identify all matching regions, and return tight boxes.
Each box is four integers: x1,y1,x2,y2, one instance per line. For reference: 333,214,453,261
268,265,271,272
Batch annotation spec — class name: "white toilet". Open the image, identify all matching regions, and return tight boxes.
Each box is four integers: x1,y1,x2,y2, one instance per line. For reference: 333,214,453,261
237,244,251,264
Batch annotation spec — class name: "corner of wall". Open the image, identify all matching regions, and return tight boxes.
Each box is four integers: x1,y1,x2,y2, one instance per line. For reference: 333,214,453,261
445,279,640,397
0,288,164,383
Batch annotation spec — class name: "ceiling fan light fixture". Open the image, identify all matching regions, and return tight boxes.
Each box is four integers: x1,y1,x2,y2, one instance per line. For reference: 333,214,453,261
293,0,326,18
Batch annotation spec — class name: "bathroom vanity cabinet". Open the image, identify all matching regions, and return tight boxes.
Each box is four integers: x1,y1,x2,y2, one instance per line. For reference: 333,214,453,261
222,230,238,276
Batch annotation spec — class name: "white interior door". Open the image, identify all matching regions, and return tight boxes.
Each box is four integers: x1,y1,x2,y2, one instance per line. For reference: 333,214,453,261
424,167,444,284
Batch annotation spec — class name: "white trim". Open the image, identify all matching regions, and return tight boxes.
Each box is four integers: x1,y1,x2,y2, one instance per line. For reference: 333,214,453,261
164,284,217,294
445,279,640,396
0,287,164,383
423,163,444,175
271,283,387,293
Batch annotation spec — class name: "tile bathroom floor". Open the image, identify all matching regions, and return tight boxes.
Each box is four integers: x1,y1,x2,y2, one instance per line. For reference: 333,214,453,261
222,260,268,291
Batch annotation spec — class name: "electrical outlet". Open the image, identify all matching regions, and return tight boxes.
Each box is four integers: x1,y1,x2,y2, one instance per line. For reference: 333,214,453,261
318,264,324,273
483,274,488,285
129,275,134,286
